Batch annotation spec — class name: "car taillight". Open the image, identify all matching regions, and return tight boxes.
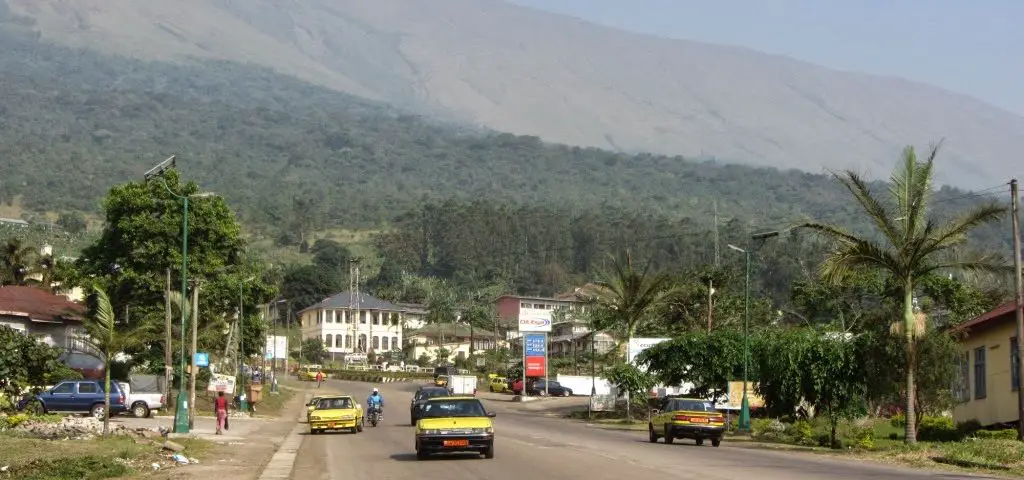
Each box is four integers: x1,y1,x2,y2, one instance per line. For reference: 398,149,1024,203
119,393,125,405
160,395,165,405
673,414,690,421
711,416,725,423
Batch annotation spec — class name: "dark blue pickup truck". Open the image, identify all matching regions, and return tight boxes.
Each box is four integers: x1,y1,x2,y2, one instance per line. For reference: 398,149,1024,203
35,379,128,418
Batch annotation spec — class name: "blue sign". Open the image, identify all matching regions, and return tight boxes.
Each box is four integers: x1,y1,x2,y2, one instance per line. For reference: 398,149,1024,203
524,333,546,357
194,352,210,368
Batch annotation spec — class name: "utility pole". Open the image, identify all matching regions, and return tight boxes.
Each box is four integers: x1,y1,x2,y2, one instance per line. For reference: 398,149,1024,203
164,268,173,403
188,279,200,429
1011,179,1024,441
708,200,719,332
713,199,720,266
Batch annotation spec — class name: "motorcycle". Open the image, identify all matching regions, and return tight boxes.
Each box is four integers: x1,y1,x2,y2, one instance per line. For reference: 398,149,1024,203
368,406,383,427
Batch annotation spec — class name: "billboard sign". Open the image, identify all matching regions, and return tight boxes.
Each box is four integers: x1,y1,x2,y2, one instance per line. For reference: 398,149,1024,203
206,373,236,393
627,337,670,367
518,316,552,332
524,333,546,356
722,381,765,410
525,356,546,377
265,335,288,360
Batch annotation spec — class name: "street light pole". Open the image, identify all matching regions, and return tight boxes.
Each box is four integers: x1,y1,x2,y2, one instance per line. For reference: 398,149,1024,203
238,275,255,412
727,244,751,432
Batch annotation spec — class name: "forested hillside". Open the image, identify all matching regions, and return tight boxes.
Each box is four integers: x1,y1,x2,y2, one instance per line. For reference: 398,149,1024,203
1,27,1010,241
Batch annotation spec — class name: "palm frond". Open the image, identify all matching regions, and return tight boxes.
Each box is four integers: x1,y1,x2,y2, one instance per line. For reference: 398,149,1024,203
834,170,901,245
924,202,1007,252
914,251,1011,278
797,221,863,245
819,239,901,285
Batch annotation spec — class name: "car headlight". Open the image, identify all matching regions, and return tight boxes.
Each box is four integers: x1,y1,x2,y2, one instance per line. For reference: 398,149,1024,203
341,415,354,420
470,427,494,434
420,429,441,435
310,416,321,421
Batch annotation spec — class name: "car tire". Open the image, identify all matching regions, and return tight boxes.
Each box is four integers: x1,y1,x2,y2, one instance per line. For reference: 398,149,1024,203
664,426,674,444
563,390,572,397
416,449,429,460
132,402,150,418
483,442,495,459
90,404,106,420
356,418,364,432
648,424,658,443
696,439,704,446
712,438,721,447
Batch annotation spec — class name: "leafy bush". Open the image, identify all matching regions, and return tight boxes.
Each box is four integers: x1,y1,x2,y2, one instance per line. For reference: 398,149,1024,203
751,418,786,440
957,419,982,437
917,415,960,442
975,429,1018,440
889,413,905,428
785,419,815,446
848,419,875,449
0,413,29,429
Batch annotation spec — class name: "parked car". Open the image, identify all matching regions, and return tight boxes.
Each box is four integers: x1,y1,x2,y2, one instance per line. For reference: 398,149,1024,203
34,379,128,419
410,386,451,425
512,378,573,396
118,380,164,418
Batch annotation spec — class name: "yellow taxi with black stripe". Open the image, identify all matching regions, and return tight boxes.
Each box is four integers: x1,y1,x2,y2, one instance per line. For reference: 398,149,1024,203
309,395,364,434
414,396,495,459
648,397,725,447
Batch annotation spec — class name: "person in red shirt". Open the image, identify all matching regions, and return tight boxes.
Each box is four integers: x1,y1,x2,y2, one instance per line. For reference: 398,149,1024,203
315,371,324,388
214,391,229,434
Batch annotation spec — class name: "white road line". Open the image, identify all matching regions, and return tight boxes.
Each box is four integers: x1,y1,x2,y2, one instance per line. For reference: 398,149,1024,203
257,394,309,480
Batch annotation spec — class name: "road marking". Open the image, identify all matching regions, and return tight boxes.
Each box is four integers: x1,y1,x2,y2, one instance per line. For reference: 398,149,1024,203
257,394,309,480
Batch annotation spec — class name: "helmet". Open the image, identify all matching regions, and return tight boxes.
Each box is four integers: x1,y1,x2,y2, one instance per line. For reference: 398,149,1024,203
372,388,379,394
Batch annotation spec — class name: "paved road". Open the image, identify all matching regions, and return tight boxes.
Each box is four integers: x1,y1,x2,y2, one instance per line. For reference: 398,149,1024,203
290,380,991,480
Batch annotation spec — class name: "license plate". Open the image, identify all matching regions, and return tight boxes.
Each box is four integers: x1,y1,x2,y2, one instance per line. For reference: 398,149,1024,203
443,439,469,447
327,422,335,428
690,417,708,423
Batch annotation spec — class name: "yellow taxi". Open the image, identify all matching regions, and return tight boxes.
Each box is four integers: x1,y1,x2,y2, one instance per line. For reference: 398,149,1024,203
305,395,326,422
487,376,509,393
298,365,325,381
414,396,495,459
434,375,449,387
648,397,725,447
309,395,364,434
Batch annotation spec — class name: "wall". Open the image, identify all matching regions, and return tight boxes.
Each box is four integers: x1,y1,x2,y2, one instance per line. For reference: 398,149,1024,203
953,317,1018,427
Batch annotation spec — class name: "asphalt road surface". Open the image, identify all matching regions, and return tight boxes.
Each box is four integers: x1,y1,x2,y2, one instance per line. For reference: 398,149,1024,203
290,379,991,480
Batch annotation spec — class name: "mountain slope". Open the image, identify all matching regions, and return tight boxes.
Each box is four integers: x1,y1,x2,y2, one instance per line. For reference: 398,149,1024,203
4,0,1022,188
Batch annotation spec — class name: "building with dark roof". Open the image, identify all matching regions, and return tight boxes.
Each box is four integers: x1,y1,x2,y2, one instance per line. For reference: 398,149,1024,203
297,291,412,359
951,300,1023,427
0,285,87,350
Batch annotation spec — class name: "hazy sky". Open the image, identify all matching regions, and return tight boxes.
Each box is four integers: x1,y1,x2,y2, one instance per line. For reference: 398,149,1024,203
507,0,1023,116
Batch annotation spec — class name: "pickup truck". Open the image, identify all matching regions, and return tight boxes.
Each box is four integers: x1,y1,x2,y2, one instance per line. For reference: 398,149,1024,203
35,379,128,419
119,374,166,418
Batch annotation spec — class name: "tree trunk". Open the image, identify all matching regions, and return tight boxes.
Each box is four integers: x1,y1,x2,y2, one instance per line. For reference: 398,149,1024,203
625,330,633,422
903,280,918,444
469,323,475,357
164,269,173,403
103,357,111,437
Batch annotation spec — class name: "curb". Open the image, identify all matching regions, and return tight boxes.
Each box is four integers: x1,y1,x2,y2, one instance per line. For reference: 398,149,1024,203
257,393,309,480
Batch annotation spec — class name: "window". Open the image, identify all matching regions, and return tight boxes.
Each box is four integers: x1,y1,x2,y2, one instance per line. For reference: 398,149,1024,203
974,346,987,400
345,335,352,348
392,336,399,350
669,399,716,412
77,382,99,394
420,399,486,418
372,336,380,350
953,351,970,402
360,311,367,324
335,336,343,348
52,382,74,394
382,337,389,350
1014,337,1021,392
325,334,333,348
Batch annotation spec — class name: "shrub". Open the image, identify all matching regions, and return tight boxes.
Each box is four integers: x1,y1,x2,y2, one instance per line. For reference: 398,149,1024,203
957,419,982,437
889,413,905,428
785,419,815,446
816,432,843,449
848,422,875,449
975,429,1019,440
917,416,960,442
0,413,29,429
751,418,786,440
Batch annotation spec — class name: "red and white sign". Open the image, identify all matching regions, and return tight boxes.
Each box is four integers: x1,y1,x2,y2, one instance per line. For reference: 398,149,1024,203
525,356,546,376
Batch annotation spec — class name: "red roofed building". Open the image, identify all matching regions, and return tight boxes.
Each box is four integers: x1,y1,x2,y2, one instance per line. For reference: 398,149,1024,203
952,300,1023,427
0,285,86,350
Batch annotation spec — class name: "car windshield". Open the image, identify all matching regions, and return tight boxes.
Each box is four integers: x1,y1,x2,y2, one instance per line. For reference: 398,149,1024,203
421,399,487,418
669,399,716,412
418,389,449,400
318,398,353,409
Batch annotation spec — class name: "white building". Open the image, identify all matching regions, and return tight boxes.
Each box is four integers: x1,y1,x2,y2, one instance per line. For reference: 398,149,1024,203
404,324,502,364
298,291,410,360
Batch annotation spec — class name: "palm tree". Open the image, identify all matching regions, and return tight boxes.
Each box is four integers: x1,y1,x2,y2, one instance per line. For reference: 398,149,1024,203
1,238,36,285
591,250,678,419
798,145,1006,444
79,285,156,436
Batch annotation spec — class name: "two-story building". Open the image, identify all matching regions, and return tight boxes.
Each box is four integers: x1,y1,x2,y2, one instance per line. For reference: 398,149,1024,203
952,301,1022,427
298,291,408,360
497,285,616,355
404,324,502,364
0,285,87,349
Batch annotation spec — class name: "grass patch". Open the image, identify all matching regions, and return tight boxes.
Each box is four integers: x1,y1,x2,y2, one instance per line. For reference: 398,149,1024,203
0,431,213,480
184,385,294,418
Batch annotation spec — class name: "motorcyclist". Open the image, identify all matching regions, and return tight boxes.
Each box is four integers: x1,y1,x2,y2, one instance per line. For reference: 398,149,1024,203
367,388,384,419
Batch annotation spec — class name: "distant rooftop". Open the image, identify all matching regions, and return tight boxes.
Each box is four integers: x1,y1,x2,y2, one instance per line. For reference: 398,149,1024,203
298,291,401,314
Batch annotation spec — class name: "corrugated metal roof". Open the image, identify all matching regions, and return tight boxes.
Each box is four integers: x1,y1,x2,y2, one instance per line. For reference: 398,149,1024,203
954,300,1019,333
0,285,85,322
298,291,400,314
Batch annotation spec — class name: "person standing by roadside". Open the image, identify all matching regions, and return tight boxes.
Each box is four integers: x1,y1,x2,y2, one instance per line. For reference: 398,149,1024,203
315,371,324,388
214,391,229,435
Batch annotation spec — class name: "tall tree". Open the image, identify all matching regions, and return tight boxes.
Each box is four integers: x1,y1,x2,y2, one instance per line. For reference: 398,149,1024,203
1,238,36,285
798,144,1006,443
80,286,155,436
590,250,677,420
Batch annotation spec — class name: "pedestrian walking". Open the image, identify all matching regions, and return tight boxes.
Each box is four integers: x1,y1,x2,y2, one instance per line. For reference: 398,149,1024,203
214,391,229,434
315,371,324,388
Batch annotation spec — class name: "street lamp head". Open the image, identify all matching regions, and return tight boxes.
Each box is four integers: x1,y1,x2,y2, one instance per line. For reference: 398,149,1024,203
751,231,780,240
727,244,745,253
144,155,177,180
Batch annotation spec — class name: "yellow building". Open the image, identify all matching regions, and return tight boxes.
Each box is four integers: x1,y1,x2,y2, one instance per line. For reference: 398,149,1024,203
952,301,1021,427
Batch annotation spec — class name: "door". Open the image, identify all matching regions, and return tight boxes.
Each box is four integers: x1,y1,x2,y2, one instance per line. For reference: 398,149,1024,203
76,381,103,410
650,398,673,430
46,382,76,410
